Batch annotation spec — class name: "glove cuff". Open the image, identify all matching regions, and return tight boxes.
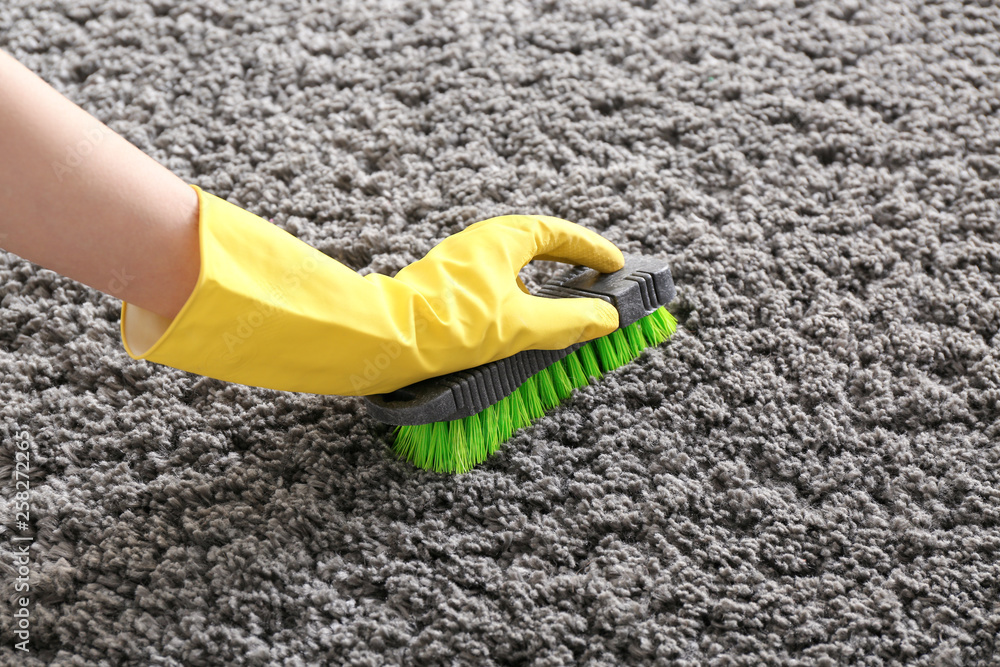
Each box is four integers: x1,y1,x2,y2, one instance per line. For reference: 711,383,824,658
119,185,342,391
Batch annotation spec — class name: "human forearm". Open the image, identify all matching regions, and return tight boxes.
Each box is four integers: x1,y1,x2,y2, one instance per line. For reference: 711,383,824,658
0,49,199,320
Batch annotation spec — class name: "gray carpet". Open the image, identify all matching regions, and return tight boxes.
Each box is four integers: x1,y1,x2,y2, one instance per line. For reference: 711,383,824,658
2,0,999,664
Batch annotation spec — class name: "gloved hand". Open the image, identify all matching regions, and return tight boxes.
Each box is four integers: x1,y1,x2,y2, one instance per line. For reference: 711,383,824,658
121,186,624,396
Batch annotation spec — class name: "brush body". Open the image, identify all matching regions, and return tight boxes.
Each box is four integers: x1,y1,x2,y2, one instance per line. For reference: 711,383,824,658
363,255,677,472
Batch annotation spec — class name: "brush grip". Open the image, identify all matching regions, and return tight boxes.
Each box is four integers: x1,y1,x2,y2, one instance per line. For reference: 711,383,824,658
362,255,674,426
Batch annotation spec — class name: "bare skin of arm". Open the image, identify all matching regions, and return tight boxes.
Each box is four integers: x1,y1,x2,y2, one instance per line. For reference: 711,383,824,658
0,49,200,321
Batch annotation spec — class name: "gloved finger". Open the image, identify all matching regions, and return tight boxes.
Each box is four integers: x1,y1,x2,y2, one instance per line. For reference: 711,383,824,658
460,215,625,275
518,215,625,274
517,293,620,350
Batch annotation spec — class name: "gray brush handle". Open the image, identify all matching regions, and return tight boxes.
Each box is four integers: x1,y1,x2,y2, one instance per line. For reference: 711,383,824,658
362,255,675,426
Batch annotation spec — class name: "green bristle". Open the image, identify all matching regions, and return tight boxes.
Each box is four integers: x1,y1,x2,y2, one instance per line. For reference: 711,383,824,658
647,306,676,342
508,381,532,429
440,421,459,472
564,351,590,389
449,419,468,473
481,403,501,457
393,424,415,462
520,376,545,421
592,335,614,369
535,368,560,410
594,331,622,370
625,320,648,353
550,359,575,400
391,307,677,474
579,341,603,379
611,327,636,367
396,423,426,466
465,411,485,466
494,395,513,442
660,308,678,337
639,312,662,345
405,421,445,472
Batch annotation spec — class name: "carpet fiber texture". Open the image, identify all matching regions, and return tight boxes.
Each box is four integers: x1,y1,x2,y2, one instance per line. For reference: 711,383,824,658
2,0,1000,664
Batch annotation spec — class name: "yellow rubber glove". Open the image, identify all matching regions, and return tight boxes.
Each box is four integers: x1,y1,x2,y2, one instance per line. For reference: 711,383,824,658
121,186,624,396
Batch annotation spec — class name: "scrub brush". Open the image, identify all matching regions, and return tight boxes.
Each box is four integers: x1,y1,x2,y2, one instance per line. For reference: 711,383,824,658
363,255,676,473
